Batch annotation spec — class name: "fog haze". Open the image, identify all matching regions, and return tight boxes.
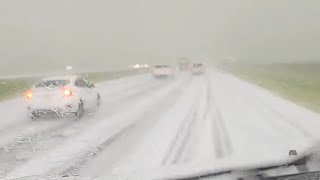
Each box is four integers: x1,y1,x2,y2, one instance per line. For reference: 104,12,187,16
1,0,320,75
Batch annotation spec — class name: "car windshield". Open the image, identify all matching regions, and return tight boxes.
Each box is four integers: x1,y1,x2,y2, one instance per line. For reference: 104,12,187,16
2,1,320,180
35,80,70,88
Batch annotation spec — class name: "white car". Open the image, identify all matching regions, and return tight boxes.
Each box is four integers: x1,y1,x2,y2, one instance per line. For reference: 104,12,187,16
25,76,101,120
151,65,175,78
191,63,206,75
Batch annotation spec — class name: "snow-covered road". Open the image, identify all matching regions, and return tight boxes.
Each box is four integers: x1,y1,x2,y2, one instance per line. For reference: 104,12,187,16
1,69,320,180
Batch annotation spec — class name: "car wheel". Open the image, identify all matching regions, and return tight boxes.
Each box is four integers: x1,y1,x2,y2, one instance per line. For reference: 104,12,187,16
75,100,84,118
97,94,101,107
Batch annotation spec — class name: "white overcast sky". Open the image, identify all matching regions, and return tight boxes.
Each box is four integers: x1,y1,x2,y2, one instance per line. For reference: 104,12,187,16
0,0,320,74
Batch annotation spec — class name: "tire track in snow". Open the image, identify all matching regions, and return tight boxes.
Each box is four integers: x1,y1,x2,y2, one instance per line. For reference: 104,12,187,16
161,108,196,165
172,110,197,164
161,75,210,165
204,71,233,158
0,119,77,178
88,76,200,175
201,74,212,122
58,123,135,176
179,75,211,163
210,84,234,159
0,77,174,178
59,78,192,176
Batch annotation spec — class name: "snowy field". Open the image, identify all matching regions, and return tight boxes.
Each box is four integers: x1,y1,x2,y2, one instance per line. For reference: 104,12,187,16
1,69,320,180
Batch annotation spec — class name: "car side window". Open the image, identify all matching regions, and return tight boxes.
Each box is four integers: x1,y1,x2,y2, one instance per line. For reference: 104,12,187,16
75,78,87,87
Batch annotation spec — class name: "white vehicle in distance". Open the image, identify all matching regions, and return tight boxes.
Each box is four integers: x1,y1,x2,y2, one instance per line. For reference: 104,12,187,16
25,76,101,120
151,65,175,78
191,63,206,75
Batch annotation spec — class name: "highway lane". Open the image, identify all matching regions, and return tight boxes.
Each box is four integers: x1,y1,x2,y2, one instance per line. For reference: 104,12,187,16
2,70,320,180
78,70,320,180
2,73,190,179
0,73,179,178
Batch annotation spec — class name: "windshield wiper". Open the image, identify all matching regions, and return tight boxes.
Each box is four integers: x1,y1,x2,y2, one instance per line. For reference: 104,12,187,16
165,151,317,180
262,170,320,180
